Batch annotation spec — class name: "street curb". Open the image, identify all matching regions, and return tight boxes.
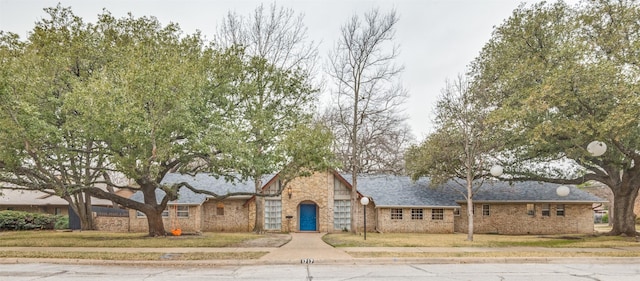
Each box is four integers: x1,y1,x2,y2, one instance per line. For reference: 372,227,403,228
3,257,640,267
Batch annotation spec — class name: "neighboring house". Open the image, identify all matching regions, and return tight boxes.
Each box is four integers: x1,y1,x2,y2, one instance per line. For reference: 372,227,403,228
0,189,68,216
0,185,130,218
122,171,606,235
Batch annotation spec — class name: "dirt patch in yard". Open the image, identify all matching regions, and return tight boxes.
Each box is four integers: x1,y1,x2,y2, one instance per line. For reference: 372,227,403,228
231,233,291,247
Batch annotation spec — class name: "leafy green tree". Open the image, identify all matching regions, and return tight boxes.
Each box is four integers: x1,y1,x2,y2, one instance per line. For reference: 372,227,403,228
0,6,109,230
471,0,640,235
405,75,503,241
1,5,334,236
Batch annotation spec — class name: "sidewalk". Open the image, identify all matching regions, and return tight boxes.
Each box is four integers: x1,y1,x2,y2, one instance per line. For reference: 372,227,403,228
2,232,640,266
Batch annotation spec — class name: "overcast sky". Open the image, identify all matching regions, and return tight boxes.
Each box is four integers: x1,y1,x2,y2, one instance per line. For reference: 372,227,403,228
1,0,541,140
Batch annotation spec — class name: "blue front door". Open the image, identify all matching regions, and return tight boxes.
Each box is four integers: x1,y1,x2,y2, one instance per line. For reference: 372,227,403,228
299,204,317,231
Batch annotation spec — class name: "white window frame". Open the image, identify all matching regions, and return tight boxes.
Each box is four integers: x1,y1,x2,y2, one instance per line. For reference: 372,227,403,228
176,206,189,218
411,208,423,220
391,208,403,220
541,204,550,217
556,204,565,216
482,204,490,216
431,208,444,220
527,204,535,216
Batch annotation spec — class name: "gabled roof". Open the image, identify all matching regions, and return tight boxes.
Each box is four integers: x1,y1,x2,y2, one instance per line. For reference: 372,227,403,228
130,173,274,204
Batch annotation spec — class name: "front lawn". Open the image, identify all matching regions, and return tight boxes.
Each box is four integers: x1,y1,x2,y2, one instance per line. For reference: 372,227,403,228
0,231,259,247
322,232,640,248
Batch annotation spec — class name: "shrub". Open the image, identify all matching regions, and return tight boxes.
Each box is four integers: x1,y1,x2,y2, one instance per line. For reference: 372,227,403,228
602,213,609,224
0,210,59,231
54,216,69,230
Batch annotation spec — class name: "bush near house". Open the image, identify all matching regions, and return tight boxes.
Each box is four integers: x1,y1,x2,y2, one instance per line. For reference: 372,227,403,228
0,210,64,231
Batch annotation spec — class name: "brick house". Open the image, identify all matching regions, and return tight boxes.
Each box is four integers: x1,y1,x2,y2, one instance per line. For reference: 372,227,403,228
123,171,606,235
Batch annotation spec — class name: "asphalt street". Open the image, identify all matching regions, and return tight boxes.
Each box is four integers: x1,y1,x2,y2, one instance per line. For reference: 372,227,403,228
1,262,639,281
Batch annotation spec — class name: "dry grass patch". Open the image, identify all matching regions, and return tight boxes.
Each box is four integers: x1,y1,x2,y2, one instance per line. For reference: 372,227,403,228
323,233,640,248
347,251,640,258
0,251,267,260
0,231,262,248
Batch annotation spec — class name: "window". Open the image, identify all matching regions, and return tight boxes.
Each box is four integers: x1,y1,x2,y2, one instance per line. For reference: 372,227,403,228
161,209,169,218
453,208,460,216
216,203,224,216
391,208,403,220
411,209,424,220
264,200,282,230
482,204,490,216
54,207,62,215
556,204,565,216
177,206,189,218
541,204,550,217
527,204,535,216
136,211,146,218
333,200,351,230
431,208,444,220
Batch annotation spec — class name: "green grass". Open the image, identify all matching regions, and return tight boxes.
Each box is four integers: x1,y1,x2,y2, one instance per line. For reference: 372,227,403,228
0,231,261,248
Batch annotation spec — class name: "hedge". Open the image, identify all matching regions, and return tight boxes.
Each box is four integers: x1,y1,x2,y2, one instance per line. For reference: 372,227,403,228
0,210,65,231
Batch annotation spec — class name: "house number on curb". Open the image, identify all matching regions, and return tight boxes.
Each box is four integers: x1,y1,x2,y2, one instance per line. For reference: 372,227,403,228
301,258,314,280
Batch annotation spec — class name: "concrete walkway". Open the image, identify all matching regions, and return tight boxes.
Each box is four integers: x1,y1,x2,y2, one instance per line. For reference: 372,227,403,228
260,232,352,264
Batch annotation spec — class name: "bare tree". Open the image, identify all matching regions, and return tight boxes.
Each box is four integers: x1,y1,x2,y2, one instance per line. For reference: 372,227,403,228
406,75,503,241
215,3,320,233
326,8,409,234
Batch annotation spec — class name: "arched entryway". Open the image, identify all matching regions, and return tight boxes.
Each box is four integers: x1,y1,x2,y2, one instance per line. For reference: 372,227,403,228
299,202,317,231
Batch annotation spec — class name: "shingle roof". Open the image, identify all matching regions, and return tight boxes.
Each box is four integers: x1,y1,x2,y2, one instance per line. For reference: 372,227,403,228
342,174,607,208
344,175,460,207
130,173,607,206
468,181,606,203
0,189,69,205
130,173,273,204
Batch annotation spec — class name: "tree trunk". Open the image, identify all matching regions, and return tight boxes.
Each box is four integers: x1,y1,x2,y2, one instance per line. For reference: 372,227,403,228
66,193,94,230
140,182,167,237
77,199,94,231
350,171,358,234
145,209,166,237
466,196,474,241
609,183,639,236
253,178,265,233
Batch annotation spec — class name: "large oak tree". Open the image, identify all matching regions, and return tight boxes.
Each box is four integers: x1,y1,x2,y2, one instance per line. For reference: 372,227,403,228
471,0,640,235
0,5,332,236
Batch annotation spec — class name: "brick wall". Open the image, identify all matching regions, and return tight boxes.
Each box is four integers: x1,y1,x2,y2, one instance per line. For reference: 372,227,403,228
355,202,376,232
128,205,201,233
201,199,251,232
94,216,129,232
375,207,455,233
455,203,595,234
282,172,332,232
